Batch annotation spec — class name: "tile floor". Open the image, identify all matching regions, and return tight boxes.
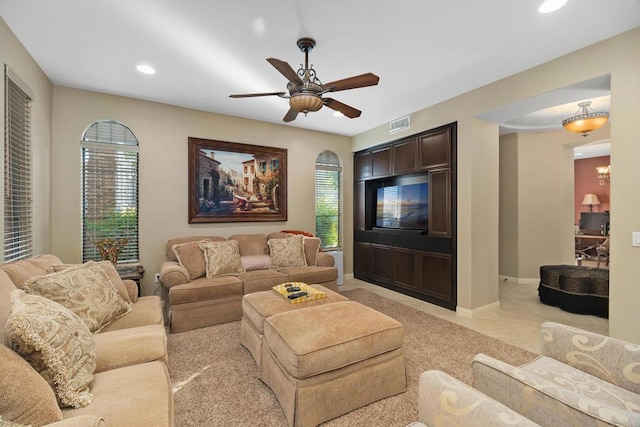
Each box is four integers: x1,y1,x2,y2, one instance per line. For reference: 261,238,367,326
341,277,609,354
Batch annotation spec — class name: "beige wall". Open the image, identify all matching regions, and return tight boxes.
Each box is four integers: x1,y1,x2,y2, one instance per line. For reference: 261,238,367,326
499,134,519,279
352,27,640,343
51,87,352,295
0,17,53,258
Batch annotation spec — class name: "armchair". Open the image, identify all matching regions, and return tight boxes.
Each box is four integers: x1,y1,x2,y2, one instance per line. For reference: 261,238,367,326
409,370,539,427
473,322,640,426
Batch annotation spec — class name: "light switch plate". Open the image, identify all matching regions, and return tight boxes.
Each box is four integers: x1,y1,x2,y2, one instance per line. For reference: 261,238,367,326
633,232,640,247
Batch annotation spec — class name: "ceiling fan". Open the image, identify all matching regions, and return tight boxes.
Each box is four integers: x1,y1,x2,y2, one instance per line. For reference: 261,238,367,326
229,37,379,122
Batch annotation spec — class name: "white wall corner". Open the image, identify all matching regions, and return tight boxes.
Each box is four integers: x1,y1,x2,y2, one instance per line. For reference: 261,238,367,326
456,300,501,318
499,275,539,285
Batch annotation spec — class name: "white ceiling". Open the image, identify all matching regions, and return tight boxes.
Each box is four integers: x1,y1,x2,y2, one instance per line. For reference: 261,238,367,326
1,1,639,136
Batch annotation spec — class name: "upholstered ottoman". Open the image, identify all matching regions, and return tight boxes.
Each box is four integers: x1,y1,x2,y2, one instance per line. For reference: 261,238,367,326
240,284,349,364
259,301,407,427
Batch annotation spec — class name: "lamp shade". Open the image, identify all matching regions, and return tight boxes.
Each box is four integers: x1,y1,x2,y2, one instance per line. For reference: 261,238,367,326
581,193,601,206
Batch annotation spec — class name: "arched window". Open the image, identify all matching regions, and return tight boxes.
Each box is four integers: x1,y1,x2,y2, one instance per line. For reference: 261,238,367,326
81,120,139,263
315,150,342,249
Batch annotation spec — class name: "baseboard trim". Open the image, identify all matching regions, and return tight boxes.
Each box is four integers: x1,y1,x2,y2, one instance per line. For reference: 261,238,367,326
499,275,539,285
456,300,501,318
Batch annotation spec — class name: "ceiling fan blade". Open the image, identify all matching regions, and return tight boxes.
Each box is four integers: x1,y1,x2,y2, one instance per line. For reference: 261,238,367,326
267,58,303,85
283,108,299,122
324,98,361,119
323,73,380,92
229,92,286,98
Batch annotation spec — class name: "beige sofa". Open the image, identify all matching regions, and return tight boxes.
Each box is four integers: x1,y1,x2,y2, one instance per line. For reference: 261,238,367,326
160,232,338,333
0,254,173,426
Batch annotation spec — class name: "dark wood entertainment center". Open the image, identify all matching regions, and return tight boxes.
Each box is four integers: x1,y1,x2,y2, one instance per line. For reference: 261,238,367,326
353,122,457,310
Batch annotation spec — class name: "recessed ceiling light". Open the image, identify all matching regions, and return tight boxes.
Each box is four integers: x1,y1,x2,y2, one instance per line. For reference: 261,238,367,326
136,64,156,75
539,0,568,13
333,111,344,117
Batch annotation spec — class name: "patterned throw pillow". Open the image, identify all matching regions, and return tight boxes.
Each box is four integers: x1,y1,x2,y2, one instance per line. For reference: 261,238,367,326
268,235,307,269
47,261,132,303
6,290,95,409
199,240,246,278
173,239,210,280
23,263,131,333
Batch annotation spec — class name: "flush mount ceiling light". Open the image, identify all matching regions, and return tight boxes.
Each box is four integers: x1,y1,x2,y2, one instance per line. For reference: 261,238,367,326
539,0,568,13
136,64,156,75
562,101,609,137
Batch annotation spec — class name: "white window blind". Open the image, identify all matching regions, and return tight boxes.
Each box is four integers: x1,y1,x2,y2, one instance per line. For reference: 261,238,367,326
315,150,342,249
81,120,139,263
4,71,33,262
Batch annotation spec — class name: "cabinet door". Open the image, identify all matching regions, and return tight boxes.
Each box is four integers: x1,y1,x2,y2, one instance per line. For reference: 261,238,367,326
429,169,451,236
353,241,371,277
392,137,418,174
419,128,451,170
354,181,366,231
354,151,372,181
371,146,392,178
393,248,418,291
371,244,393,284
418,251,453,302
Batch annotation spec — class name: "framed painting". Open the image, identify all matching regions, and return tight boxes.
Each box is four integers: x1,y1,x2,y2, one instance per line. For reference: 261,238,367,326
188,137,287,223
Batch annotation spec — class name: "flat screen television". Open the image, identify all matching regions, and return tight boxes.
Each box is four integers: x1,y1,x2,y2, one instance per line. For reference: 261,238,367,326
375,182,428,232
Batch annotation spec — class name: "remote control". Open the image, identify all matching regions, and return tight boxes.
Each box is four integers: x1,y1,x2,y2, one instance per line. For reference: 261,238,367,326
286,286,301,292
287,292,308,299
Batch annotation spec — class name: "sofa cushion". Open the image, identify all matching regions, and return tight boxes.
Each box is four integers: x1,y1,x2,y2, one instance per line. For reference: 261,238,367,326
0,343,63,425
279,266,338,285
98,295,164,331
92,324,167,373
268,235,307,269
47,261,132,304
169,276,244,305
229,233,269,256
0,269,18,346
172,239,210,280
240,254,271,271
302,237,321,266
200,240,246,278
6,291,95,408
23,262,131,333
165,235,225,262
239,269,289,294
1,254,62,288
61,361,173,427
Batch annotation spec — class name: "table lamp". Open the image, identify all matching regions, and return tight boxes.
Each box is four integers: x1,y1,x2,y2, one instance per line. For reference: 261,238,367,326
581,193,601,212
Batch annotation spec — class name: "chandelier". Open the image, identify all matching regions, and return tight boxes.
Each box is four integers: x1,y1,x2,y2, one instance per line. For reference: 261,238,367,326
562,101,609,137
596,165,610,185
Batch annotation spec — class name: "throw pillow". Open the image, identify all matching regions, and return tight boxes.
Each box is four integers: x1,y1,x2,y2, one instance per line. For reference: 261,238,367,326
302,236,321,266
6,290,95,409
200,240,246,278
0,343,63,425
172,239,210,280
47,261,132,303
240,254,271,271
268,235,307,269
23,263,131,333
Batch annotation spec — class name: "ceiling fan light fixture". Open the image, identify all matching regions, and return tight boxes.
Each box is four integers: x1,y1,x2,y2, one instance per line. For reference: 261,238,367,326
562,101,609,137
289,93,323,114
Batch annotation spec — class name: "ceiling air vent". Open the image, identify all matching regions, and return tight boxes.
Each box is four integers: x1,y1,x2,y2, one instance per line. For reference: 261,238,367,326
389,115,410,134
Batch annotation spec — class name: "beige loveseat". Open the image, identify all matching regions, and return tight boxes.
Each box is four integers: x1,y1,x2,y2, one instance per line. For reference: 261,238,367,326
0,254,173,426
160,232,338,333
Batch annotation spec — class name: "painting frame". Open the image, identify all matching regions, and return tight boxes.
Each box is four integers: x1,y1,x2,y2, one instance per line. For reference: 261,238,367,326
188,137,287,223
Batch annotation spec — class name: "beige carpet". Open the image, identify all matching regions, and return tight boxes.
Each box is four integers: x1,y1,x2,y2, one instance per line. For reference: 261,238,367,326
167,289,536,426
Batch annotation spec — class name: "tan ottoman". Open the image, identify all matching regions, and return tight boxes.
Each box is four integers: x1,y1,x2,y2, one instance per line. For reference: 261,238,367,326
240,284,349,364
260,301,406,427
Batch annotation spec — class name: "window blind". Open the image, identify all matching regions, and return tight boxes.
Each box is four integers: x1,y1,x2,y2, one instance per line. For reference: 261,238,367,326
315,151,342,249
81,121,139,263
4,73,33,262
